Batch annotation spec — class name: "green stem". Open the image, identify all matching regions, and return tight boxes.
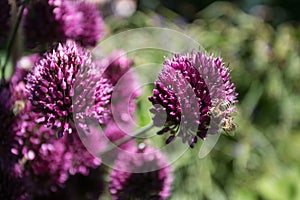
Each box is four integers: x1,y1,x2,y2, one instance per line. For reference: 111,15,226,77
101,123,155,154
1,0,28,80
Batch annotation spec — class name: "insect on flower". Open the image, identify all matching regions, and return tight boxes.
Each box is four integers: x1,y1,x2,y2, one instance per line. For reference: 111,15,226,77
208,99,237,135
149,51,238,147
220,117,236,135
12,100,25,116
208,100,235,118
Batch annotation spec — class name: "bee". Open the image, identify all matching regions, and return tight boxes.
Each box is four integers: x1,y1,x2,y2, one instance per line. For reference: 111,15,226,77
219,101,234,112
220,117,236,135
208,100,235,118
12,100,25,116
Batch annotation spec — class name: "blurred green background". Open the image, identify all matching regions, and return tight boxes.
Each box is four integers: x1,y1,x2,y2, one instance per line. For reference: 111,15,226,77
103,1,300,199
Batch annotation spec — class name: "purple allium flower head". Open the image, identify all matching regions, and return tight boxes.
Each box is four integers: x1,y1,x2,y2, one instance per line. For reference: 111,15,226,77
23,0,65,48
0,0,11,48
63,1,105,47
62,133,101,176
23,0,104,48
34,167,105,200
99,50,134,85
109,146,173,200
99,50,140,123
26,41,113,137
149,50,238,147
97,51,141,150
12,108,101,195
13,111,71,194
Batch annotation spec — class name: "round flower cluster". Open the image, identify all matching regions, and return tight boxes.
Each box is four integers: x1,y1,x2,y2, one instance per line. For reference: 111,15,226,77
0,46,108,197
63,1,105,47
34,168,105,200
23,0,104,48
149,50,238,147
97,51,141,149
109,146,173,200
26,41,113,137
0,0,212,199
12,105,101,195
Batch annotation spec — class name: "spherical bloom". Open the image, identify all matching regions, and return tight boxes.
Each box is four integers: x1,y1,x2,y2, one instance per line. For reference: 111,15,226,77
23,0,104,48
12,107,101,195
35,168,105,200
63,133,101,176
13,110,71,194
149,51,238,147
97,51,141,150
100,51,140,122
0,0,11,48
23,0,65,48
99,50,134,85
109,146,173,200
26,41,113,137
63,1,105,47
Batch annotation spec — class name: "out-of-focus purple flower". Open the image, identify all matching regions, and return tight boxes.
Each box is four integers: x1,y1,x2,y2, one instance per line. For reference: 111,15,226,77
13,110,71,195
12,107,101,195
63,133,101,176
23,0,65,48
26,41,113,137
13,42,105,195
99,50,134,85
63,1,105,47
34,167,105,200
0,81,30,199
23,0,104,48
11,54,41,87
0,81,20,172
149,51,238,147
97,51,141,150
0,0,11,48
109,146,173,200
100,50,140,122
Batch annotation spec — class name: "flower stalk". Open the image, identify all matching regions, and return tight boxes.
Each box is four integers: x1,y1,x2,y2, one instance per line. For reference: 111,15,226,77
101,123,155,155
1,0,29,80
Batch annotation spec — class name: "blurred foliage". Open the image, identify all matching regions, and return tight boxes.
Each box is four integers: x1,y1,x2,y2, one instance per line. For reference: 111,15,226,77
139,0,300,25
104,1,300,200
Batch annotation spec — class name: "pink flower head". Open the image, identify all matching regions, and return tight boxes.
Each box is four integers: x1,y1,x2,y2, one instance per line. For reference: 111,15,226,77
149,50,238,147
